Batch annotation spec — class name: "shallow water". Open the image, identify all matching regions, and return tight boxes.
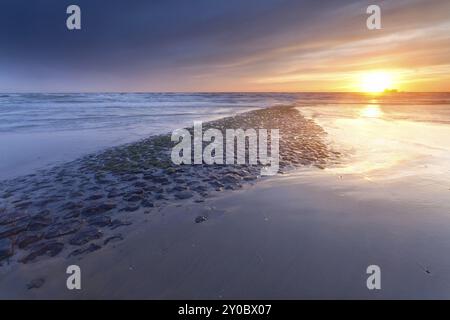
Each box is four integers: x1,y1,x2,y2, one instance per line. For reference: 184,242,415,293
1,92,449,180
299,95,450,189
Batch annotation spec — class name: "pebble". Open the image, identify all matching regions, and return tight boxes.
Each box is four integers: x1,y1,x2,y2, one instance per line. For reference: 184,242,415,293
124,194,143,202
63,211,80,220
17,232,43,249
87,216,112,227
104,234,123,245
120,205,140,212
21,241,64,263
44,221,81,239
27,216,53,231
222,174,241,184
0,238,13,261
69,228,103,246
86,193,104,201
141,199,154,208
174,191,194,200
0,105,336,264
0,212,28,225
195,216,208,223
110,220,132,230
1,222,27,239
27,278,45,289
82,202,116,216
69,243,101,257
60,202,83,211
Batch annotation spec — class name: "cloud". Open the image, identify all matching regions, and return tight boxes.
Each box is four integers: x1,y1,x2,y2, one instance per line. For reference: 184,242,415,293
0,0,449,91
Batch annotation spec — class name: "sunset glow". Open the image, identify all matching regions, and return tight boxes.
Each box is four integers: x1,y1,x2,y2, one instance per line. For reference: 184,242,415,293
360,105,383,118
1,1,449,92
359,72,396,93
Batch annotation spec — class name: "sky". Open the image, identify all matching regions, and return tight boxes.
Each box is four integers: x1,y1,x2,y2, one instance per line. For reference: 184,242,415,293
0,0,449,92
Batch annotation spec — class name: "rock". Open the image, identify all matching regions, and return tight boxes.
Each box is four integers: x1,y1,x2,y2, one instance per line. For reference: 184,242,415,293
87,215,111,227
0,238,13,261
36,209,51,217
27,278,45,289
120,205,140,212
82,202,116,216
195,216,208,223
60,202,83,211
0,212,28,225
69,243,101,257
95,178,111,184
193,185,208,192
87,186,101,192
27,216,53,231
104,234,123,245
132,188,145,195
63,211,80,219
142,174,154,181
222,174,241,184
17,232,43,249
209,181,224,188
174,191,194,200
107,189,123,198
121,175,138,182
14,201,32,209
134,181,146,188
86,193,103,201
21,241,64,263
44,221,81,239
110,220,132,230
0,224,27,239
152,176,169,184
69,227,103,246
141,199,154,208
124,194,143,202
225,184,241,190
154,187,164,193
171,185,187,192
69,191,84,198
142,189,154,195
35,196,62,207
155,194,168,200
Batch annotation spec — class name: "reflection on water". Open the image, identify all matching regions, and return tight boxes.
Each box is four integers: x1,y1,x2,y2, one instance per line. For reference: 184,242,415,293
299,103,450,183
359,105,383,118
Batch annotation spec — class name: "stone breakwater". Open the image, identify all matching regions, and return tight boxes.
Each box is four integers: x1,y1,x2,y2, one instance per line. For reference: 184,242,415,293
0,105,339,265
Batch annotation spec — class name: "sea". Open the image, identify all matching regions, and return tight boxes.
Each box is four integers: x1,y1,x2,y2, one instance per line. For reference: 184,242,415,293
1,92,450,180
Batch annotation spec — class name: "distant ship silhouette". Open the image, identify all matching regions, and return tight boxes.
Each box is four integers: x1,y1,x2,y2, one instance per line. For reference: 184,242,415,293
383,88,399,93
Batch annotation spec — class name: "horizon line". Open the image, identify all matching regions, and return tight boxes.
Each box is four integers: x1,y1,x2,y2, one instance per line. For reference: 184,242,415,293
1,91,449,94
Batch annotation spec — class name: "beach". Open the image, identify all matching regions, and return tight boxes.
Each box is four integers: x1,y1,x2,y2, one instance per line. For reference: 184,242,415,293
1,93,450,299
2,169,450,299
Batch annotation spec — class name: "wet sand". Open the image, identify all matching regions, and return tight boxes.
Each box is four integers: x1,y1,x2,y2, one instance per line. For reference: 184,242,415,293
2,103,450,299
0,105,337,287
2,169,450,299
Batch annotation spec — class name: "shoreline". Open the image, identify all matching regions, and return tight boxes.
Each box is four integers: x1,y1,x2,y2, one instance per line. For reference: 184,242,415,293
3,169,450,299
2,103,450,299
0,105,338,270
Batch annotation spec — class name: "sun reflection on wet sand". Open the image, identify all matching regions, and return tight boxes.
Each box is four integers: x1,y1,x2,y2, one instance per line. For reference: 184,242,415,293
299,104,450,182
359,105,383,118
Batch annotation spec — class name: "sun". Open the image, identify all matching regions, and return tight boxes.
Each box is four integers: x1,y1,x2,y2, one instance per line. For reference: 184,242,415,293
359,71,395,93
